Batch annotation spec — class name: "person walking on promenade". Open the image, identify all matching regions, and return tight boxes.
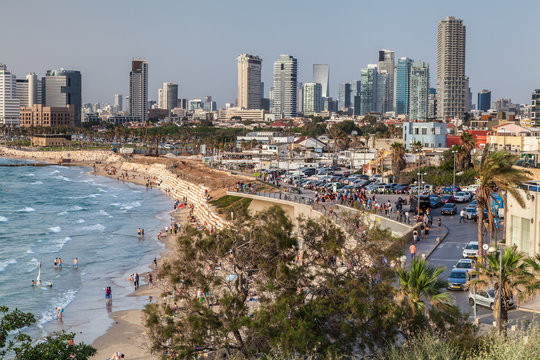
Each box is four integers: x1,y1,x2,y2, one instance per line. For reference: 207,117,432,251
409,243,417,260
459,208,467,223
148,273,153,289
438,217,442,230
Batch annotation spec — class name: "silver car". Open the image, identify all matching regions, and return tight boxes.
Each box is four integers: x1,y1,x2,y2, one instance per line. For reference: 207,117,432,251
468,289,514,310
462,241,479,259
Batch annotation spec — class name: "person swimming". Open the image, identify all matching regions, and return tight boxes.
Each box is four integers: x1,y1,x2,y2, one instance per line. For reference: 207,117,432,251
31,280,35,287
73,258,78,269
48,281,53,288
58,258,62,269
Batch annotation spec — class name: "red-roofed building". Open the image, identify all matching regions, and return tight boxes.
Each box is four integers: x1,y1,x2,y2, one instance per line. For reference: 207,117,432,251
269,120,288,128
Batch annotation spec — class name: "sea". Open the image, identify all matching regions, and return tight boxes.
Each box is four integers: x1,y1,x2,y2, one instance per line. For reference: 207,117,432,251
0,158,172,344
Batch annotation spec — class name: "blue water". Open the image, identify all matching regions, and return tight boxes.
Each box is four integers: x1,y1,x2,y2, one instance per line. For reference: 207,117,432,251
0,158,172,343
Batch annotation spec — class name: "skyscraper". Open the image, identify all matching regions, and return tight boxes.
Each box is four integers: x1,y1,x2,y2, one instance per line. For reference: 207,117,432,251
338,82,351,110
394,57,413,115
237,54,262,110
378,49,395,112
42,68,82,126
477,89,491,112
114,94,123,113
0,64,20,126
272,55,297,119
532,90,540,126
437,16,467,120
360,65,377,115
349,80,361,114
313,64,329,98
15,73,39,108
376,71,388,114
159,83,178,112
302,83,322,115
129,59,148,122
409,61,430,121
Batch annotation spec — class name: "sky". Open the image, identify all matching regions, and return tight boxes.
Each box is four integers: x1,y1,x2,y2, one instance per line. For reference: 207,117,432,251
2,0,539,108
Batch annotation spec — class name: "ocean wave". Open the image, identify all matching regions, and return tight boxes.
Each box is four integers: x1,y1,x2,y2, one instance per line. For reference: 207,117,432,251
26,249,34,254
58,211,68,216
31,181,44,185
68,205,84,211
59,176,72,182
97,188,108,193
98,210,112,217
0,259,17,272
24,173,35,177
45,236,72,253
0,216,7,222
27,258,40,272
82,224,105,232
16,207,35,212
49,226,62,233
76,219,85,224
38,289,78,325
49,170,60,175
121,201,141,210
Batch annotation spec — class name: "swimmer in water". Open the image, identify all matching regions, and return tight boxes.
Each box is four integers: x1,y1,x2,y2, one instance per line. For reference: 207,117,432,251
58,258,62,269
54,258,58,269
74,258,78,269
48,281,53,288
31,280,35,287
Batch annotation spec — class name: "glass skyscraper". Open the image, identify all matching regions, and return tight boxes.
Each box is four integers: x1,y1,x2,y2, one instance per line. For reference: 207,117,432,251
477,89,491,112
360,65,377,115
409,61,430,121
394,57,413,115
338,82,351,110
302,82,322,115
272,55,297,119
313,64,329,98
43,68,82,126
378,49,395,112
376,72,388,114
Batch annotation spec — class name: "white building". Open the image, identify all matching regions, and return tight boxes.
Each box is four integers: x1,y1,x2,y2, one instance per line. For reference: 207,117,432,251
409,61,430,121
237,54,262,110
129,59,148,122
302,82,323,115
272,55,297,119
0,64,20,126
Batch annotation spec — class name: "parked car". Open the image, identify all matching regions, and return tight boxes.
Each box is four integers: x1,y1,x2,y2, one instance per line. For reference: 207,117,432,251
430,196,443,208
464,207,477,220
447,268,469,290
395,184,409,194
454,259,476,273
454,191,471,203
462,241,479,259
441,195,455,204
468,289,514,310
441,203,457,215
442,185,461,193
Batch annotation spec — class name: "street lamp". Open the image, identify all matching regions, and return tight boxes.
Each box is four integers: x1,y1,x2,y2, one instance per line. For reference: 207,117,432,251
452,150,458,197
416,171,427,216
488,243,504,336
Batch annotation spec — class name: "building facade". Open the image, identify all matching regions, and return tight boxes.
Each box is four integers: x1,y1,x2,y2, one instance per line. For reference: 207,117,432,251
272,55,297,119
159,83,178,112
0,64,20,126
42,69,81,126
437,16,467,120
477,89,491,112
402,121,447,149
506,182,540,257
375,72,388,114
114,94,123,113
409,61,430,121
338,82,351,110
129,59,148,122
360,65,377,115
532,90,540,126
302,82,323,115
15,73,40,108
313,64,329,98
237,54,262,110
20,104,75,127
378,49,395,112
395,57,413,115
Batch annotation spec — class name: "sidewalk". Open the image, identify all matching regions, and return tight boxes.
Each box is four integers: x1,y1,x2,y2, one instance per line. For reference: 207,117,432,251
410,223,449,261
518,295,540,314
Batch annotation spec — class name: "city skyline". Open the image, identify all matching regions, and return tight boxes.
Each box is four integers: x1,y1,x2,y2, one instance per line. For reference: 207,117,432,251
1,0,539,107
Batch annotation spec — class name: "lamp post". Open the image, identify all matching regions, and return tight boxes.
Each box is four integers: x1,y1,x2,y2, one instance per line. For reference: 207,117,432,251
452,150,458,197
489,244,504,335
416,171,427,216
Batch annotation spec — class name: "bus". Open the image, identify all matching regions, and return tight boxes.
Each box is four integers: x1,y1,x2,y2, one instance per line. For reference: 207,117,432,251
411,195,431,214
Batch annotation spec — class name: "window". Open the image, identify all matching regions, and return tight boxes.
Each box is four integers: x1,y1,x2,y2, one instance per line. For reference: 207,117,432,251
511,215,520,246
431,128,436,135
521,217,530,253
414,128,419,135
422,128,427,135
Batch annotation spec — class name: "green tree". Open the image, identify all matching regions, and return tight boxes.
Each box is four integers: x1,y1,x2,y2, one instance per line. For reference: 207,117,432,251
474,150,530,263
390,142,406,181
460,132,475,170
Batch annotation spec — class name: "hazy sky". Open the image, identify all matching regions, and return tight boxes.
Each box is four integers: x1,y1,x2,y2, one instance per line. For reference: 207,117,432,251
2,0,539,107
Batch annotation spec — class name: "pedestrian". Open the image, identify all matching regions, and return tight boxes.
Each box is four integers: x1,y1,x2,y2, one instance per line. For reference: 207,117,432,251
73,257,78,269
148,273,153,289
420,226,425,241
438,217,442,229
135,273,140,289
459,208,467,223
153,258,158,270
409,243,417,260
56,306,64,320
413,230,419,243
58,258,62,269
400,254,407,268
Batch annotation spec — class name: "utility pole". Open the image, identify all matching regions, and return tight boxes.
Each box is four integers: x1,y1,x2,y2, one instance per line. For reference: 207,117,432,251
452,149,458,196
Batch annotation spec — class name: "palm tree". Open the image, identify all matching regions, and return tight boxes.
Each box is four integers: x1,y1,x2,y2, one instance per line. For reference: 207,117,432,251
327,126,346,164
470,246,535,333
474,150,530,263
396,258,450,317
460,132,475,170
390,142,406,182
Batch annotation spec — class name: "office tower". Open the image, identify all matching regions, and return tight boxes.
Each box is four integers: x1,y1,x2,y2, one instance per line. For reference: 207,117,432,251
409,61,430,121
15,73,39,107
376,71,388,114
323,97,337,112
159,83,178,112
349,80,361,114
394,57,413,115
204,96,216,111
302,82,322,115
0,64,20,126
272,55,297,119
359,65,377,115
313,64,330,98
237,54,262,109
297,82,303,114
114,94,123,112
338,82,351,110
42,68,82,126
532,90,540,126
129,59,148,122
437,16,467,120
428,88,437,119
378,49,395,112
477,90,491,112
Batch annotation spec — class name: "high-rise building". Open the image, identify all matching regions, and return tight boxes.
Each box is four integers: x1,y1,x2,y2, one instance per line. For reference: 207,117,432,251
272,55,297,119
114,94,123,113
0,64,20,126
428,88,437,119
478,89,491,112
409,61,430,121
338,82,351,110
237,54,262,110
302,82,323,115
376,71,388,114
129,59,148,122
204,96,216,112
159,83,178,112
15,73,39,108
437,16,467,120
378,49,395,112
394,57,413,115
297,82,303,114
349,80,361,114
313,64,330,98
360,65,377,115
532,90,540,126
43,68,82,126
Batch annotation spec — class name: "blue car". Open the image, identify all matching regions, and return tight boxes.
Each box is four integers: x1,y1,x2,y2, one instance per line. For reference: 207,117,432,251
448,268,469,290
430,196,443,208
